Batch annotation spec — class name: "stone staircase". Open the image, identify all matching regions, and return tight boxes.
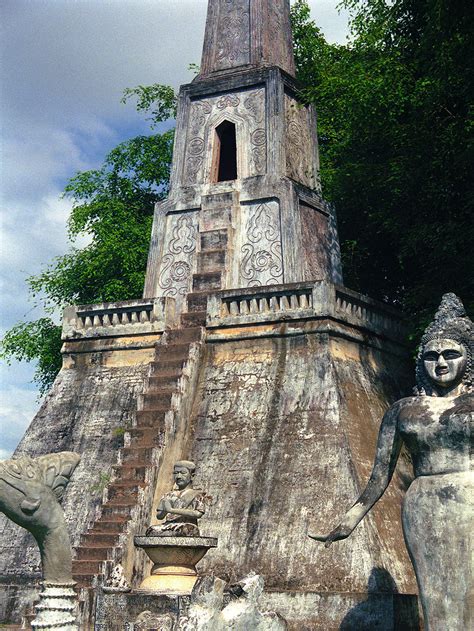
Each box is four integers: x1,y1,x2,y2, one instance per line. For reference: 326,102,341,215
71,209,230,593
183,228,228,327
71,325,205,588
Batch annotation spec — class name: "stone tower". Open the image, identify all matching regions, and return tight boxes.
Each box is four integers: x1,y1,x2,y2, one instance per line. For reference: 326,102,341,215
143,0,342,317
0,2,421,629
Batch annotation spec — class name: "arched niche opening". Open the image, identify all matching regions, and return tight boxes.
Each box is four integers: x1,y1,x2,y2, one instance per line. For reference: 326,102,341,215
212,120,238,182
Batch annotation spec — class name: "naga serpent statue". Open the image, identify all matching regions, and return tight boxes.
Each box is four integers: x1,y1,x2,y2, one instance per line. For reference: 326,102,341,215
0,451,81,629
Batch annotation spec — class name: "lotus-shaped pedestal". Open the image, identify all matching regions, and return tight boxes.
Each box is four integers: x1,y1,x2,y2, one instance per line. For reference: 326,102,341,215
134,535,217,594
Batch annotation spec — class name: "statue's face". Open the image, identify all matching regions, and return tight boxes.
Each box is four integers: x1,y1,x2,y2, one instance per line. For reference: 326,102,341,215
423,338,467,388
173,466,192,489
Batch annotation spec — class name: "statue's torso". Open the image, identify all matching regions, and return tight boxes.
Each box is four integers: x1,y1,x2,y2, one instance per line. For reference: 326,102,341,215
397,392,473,477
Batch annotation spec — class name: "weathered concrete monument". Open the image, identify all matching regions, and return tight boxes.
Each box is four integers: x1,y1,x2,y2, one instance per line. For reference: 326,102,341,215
0,1,434,628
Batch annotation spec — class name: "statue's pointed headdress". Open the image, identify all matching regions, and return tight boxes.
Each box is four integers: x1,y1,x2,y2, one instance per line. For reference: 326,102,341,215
415,293,473,395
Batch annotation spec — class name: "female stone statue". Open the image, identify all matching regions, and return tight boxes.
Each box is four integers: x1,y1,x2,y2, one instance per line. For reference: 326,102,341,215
309,294,473,630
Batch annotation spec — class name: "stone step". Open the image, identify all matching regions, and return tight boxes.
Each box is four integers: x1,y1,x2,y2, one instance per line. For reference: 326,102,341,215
72,559,104,575
201,229,228,251
187,292,209,313
93,516,129,532
72,573,95,587
75,546,111,561
192,271,222,292
148,373,181,389
121,446,154,464
135,409,167,427
80,532,120,547
155,343,192,361
107,481,144,502
181,311,207,327
101,503,136,519
149,358,188,374
127,426,161,447
165,327,202,344
112,464,148,482
144,383,176,396
140,392,173,410
197,248,226,273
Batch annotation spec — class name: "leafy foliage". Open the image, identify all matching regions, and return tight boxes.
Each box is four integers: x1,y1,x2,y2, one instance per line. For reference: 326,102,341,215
121,84,177,128
291,0,473,343
1,319,63,395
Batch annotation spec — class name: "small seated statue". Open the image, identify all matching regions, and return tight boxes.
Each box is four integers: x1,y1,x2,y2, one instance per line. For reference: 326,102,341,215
146,460,208,537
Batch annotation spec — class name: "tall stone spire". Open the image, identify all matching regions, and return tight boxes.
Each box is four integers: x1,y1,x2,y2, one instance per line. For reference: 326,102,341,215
143,0,343,308
200,0,295,77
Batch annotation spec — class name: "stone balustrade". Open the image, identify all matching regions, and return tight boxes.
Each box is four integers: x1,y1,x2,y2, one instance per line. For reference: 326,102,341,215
62,298,175,340
207,281,406,341
330,284,405,338
207,283,315,326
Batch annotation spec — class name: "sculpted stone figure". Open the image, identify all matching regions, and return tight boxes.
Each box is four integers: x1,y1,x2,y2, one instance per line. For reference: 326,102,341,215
147,460,209,537
0,451,81,630
309,294,473,631
0,451,80,582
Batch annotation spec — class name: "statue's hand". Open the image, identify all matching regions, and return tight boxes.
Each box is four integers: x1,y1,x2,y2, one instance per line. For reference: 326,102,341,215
163,499,173,513
308,522,354,548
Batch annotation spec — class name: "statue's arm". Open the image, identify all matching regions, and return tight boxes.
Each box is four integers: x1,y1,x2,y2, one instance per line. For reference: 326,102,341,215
309,404,402,546
162,506,203,519
156,494,204,520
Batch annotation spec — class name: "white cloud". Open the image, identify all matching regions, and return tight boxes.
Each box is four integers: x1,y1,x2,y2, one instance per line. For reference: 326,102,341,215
0,385,41,459
307,0,351,44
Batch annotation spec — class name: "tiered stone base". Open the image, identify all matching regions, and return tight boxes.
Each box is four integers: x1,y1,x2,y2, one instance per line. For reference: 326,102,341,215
30,582,77,631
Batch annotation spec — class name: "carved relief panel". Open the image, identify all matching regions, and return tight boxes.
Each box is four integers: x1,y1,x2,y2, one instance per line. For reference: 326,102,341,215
184,88,266,186
157,212,198,307
239,200,284,287
285,94,317,189
214,0,250,71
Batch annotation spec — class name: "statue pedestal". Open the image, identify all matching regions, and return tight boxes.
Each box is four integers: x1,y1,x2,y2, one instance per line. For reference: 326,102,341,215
31,581,78,630
134,536,217,594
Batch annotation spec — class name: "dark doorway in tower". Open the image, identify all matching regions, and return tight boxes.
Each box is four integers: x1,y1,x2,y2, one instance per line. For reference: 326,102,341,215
214,120,238,182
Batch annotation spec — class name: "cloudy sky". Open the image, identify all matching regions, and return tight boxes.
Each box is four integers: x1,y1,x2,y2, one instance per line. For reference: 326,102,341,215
0,0,349,459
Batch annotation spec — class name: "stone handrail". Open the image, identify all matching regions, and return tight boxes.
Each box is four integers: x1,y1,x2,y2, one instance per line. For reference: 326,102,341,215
331,285,404,337
207,281,406,341
62,298,175,340
207,283,315,325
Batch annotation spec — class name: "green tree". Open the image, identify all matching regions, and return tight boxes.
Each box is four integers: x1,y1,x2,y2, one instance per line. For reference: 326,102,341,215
0,86,176,393
291,0,473,341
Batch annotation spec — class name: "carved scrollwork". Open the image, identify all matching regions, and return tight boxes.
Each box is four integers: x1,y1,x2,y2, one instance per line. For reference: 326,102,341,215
217,94,240,109
188,137,205,156
159,216,197,296
185,137,205,184
240,203,283,287
244,91,264,124
216,2,250,65
190,101,212,135
251,128,266,174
